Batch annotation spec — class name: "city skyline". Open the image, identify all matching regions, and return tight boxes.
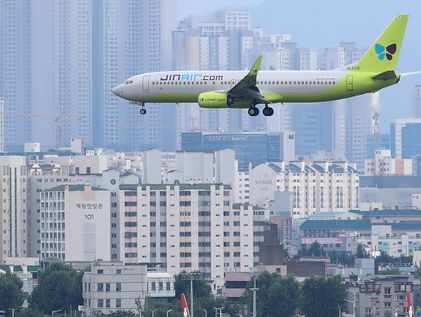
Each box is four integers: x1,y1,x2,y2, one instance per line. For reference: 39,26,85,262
1,2,421,316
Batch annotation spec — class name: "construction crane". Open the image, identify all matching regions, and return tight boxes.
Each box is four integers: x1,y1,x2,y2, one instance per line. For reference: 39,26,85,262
2,111,80,148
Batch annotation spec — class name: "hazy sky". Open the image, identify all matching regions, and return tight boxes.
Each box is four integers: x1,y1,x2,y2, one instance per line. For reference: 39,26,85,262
178,0,421,132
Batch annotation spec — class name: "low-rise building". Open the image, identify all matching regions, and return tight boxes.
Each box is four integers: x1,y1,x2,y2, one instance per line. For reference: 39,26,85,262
147,272,175,303
346,275,419,317
82,262,147,316
0,257,40,306
300,210,421,257
364,149,413,176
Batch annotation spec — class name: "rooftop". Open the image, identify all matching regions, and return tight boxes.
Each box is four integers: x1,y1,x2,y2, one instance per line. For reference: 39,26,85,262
301,219,372,230
46,184,108,192
352,209,421,217
120,183,232,191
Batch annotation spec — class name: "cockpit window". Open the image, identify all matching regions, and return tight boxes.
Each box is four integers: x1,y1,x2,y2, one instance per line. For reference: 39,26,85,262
125,80,134,84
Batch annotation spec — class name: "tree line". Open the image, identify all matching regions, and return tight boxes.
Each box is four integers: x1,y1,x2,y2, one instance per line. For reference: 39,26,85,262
0,263,348,317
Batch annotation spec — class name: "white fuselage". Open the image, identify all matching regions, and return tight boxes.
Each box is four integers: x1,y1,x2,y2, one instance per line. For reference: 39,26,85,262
113,70,358,104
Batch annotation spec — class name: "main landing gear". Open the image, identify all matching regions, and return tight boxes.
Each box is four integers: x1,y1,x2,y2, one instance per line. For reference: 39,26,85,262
139,103,147,115
248,104,274,117
262,105,274,116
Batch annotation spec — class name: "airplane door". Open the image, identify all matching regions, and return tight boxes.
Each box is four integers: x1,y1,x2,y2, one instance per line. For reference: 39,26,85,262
142,75,150,90
346,75,353,91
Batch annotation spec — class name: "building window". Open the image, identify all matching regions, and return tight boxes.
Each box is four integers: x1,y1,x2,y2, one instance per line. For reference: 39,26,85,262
116,283,121,292
97,283,103,292
116,269,121,275
116,299,121,308
106,299,110,308
384,287,391,295
106,283,110,292
97,269,104,274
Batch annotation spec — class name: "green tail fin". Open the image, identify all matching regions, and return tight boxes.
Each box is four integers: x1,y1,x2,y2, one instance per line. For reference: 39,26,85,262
356,14,408,73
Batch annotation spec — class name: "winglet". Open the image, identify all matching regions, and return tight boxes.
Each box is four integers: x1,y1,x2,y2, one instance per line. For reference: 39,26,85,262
249,55,262,77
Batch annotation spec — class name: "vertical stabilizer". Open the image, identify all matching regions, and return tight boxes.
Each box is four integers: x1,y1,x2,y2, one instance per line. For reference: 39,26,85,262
356,15,408,73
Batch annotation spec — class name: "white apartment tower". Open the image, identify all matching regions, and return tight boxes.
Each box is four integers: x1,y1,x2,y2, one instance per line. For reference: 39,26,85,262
118,184,266,287
250,161,359,218
40,184,111,261
0,156,28,262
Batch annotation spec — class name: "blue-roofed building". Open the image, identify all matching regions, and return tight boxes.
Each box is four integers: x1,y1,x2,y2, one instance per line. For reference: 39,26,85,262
180,131,295,171
300,209,421,257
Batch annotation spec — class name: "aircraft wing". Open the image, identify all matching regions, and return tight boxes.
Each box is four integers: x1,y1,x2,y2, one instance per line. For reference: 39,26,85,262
228,55,270,104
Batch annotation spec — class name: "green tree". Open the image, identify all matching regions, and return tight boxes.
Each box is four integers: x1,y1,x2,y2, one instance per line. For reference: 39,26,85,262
0,271,24,313
243,272,300,317
379,267,401,275
355,243,369,258
15,308,47,317
298,242,326,258
301,276,346,317
174,272,212,300
29,263,84,313
374,252,413,273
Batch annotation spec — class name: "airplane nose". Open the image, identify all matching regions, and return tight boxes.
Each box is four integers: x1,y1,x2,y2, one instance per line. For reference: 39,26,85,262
112,84,123,97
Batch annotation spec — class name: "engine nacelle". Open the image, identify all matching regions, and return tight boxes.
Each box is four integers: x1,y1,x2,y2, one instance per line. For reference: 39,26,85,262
198,91,229,108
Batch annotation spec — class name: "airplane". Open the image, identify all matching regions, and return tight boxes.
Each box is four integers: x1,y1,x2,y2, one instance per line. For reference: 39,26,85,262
181,293,191,317
113,14,418,117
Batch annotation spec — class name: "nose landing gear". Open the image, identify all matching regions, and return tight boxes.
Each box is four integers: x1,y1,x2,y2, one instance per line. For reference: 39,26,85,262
139,103,147,115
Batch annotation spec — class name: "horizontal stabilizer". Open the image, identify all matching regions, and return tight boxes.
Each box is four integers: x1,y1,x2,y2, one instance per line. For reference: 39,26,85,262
401,71,421,78
372,70,397,80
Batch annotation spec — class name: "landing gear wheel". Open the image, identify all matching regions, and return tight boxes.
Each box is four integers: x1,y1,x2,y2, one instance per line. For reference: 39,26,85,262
248,107,259,116
139,108,147,115
263,106,274,116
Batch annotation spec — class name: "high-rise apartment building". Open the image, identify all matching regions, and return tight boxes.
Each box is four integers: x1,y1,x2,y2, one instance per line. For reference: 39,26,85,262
135,0,177,151
412,85,421,118
0,156,28,262
250,161,359,218
0,1,31,150
0,97,4,152
40,184,111,261
290,92,379,170
118,184,266,287
390,118,421,159
1,0,177,151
